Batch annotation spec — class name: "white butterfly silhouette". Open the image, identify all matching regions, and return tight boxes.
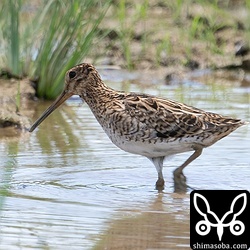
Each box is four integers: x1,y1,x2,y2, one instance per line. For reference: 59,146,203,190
193,192,247,241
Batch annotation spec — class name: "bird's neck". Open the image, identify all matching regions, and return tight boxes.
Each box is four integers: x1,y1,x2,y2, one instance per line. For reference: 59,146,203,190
82,80,119,103
80,80,124,120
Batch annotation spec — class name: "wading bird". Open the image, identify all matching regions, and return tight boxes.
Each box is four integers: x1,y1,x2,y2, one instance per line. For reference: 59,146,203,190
29,63,246,192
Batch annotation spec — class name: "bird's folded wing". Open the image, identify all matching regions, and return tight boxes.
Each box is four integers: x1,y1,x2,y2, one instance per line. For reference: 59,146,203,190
123,94,217,139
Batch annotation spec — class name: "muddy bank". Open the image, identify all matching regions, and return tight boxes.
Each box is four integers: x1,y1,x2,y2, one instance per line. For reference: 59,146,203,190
0,77,35,136
96,1,250,73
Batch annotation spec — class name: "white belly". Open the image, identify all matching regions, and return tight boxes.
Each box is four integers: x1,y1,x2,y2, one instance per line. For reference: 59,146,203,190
109,134,195,158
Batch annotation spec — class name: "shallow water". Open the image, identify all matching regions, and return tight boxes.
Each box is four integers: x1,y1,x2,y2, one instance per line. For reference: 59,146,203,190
0,71,249,249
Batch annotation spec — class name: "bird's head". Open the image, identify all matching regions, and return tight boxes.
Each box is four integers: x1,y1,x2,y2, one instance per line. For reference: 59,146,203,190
64,63,101,95
29,63,100,132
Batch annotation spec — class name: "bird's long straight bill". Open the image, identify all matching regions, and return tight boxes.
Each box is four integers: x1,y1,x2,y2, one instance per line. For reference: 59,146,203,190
29,91,73,132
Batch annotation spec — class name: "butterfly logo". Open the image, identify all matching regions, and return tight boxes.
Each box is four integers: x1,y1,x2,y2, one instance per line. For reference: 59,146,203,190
193,193,247,241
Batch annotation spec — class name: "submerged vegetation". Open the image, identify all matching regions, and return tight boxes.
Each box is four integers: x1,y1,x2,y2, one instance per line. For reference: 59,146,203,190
0,0,249,100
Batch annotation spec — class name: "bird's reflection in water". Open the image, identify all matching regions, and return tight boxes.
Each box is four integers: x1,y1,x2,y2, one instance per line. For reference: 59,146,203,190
93,193,190,250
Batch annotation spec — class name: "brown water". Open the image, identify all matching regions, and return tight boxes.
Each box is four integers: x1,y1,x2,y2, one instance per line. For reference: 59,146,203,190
0,72,249,249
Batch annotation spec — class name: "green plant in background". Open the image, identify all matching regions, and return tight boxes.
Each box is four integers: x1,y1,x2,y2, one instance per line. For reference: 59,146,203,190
32,0,111,99
245,0,250,47
156,34,172,66
172,0,187,22
9,0,21,76
189,7,227,54
0,0,111,99
116,0,133,69
134,0,149,58
0,0,21,76
115,0,149,70
173,0,235,66
16,81,21,113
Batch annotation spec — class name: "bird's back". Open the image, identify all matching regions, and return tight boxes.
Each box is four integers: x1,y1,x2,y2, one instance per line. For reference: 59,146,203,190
87,91,246,157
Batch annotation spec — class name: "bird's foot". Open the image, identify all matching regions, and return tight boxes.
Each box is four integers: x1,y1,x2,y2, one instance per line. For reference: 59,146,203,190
173,168,187,193
155,178,165,191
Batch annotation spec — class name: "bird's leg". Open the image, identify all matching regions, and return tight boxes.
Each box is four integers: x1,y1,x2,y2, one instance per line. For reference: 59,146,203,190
174,147,203,193
148,156,165,190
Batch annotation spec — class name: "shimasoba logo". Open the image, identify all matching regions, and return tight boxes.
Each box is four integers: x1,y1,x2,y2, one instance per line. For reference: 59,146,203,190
190,190,249,250
194,193,246,241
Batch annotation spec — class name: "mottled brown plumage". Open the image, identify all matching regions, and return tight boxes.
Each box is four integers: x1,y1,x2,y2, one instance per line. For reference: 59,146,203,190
29,63,246,192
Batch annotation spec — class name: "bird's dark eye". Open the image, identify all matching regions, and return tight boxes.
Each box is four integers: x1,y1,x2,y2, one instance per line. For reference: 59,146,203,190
69,71,76,79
